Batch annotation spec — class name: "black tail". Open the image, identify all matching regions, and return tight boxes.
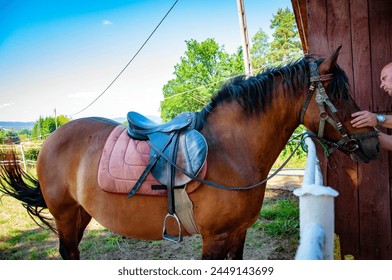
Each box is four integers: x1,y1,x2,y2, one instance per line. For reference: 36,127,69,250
0,151,57,233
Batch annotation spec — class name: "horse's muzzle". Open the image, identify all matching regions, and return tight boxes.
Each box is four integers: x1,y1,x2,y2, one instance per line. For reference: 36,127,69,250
350,136,380,163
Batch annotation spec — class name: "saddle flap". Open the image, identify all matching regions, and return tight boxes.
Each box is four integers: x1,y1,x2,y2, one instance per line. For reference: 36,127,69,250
150,130,208,187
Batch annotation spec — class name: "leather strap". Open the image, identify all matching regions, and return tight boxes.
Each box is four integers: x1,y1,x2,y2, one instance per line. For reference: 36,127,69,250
166,133,179,215
128,133,174,198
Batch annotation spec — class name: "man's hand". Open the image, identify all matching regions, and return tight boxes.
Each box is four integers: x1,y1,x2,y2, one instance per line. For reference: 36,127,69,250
351,111,378,128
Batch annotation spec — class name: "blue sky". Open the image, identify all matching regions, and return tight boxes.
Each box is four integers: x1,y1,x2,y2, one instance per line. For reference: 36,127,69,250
0,0,293,122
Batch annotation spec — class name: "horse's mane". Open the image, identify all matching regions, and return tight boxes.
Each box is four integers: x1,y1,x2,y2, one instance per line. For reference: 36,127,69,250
202,56,351,116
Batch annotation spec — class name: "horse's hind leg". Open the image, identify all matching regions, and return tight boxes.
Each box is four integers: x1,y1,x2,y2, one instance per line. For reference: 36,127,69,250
54,205,92,260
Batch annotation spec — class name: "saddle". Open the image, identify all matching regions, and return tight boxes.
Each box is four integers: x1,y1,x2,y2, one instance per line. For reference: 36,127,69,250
127,111,208,242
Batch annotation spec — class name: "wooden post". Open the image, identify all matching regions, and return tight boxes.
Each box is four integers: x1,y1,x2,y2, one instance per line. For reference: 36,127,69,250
236,0,253,76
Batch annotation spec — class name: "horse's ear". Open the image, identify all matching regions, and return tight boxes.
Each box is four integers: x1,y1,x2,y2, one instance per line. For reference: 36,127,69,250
318,46,342,74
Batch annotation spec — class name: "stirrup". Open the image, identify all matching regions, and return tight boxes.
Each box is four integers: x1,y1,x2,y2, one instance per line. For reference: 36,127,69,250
162,213,182,243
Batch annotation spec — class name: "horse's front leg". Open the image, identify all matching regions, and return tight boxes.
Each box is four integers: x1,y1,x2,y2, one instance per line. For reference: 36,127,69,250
227,230,247,260
201,230,247,260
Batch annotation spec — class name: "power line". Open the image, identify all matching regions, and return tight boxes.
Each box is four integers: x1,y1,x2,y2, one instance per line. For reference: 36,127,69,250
70,0,180,117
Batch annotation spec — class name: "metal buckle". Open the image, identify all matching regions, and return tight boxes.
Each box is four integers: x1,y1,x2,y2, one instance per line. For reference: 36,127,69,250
162,213,183,243
345,138,360,153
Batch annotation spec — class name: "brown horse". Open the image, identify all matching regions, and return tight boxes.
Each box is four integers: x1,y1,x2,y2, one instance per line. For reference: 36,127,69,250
0,48,379,259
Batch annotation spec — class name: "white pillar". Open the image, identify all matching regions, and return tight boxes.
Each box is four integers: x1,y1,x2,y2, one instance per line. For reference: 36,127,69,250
294,137,339,260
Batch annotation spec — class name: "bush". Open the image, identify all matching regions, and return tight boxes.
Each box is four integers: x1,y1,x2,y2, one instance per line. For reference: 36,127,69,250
24,148,40,161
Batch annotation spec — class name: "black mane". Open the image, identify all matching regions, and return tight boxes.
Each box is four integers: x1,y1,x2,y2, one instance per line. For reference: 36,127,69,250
202,56,351,116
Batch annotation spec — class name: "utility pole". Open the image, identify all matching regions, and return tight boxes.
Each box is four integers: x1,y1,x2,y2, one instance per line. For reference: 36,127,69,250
237,0,253,77
54,108,58,130
38,115,41,140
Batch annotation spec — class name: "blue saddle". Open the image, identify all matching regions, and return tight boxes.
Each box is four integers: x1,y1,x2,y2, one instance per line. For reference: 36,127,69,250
126,111,207,243
127,111,196,140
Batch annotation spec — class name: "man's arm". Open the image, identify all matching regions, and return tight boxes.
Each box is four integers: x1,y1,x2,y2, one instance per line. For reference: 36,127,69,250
351,110,392,128
378,131,392,151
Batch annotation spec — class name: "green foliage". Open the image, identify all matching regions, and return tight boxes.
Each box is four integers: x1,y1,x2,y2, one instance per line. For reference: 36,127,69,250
283,125,307,157
0,130,20,144
268,7,302,65
24,148,40,161
31,115,70,139
250,28,269,70
0,129,5,144
273,125,307,169
160,38,243,121
18,129,31,142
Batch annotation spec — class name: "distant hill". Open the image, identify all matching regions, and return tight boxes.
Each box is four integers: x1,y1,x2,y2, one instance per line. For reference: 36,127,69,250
0,121,35,131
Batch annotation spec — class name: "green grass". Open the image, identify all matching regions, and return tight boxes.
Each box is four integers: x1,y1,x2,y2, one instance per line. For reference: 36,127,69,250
0,195,60,260
255,198,299,237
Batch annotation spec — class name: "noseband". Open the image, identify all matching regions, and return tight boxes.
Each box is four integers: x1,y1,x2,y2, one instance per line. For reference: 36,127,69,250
300,62,378,156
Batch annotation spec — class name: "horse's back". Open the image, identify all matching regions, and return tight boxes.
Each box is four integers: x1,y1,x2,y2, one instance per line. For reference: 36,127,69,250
38,117,119,166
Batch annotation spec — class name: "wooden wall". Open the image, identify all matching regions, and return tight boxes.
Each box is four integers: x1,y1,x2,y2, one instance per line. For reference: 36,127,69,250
292,0,392,259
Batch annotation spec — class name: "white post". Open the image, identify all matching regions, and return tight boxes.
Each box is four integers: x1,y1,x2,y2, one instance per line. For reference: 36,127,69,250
295,223,325,260
20,144,27,172
294,137,339,260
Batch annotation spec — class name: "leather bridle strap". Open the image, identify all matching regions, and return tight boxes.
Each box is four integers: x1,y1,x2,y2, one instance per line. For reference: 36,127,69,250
300,62,334,125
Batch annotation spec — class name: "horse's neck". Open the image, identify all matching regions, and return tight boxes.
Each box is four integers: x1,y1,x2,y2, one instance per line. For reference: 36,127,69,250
202,98,302,185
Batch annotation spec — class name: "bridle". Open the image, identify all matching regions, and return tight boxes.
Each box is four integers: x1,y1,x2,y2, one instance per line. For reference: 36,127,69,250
300,62,378,156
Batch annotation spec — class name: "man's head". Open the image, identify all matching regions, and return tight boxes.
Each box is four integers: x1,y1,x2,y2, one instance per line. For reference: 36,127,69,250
380,62,392,96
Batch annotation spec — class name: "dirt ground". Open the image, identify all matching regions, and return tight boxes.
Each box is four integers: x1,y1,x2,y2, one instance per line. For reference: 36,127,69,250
81,176,301,260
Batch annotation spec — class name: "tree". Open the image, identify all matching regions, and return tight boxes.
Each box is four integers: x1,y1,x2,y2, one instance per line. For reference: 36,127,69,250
268,7,302,65
0,129,20,144
160,39,243,121
31,115,71,139
0,128,6,144
250,28,270,71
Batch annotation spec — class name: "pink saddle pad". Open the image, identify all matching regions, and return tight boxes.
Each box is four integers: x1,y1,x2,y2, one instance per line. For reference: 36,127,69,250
98,125,206,196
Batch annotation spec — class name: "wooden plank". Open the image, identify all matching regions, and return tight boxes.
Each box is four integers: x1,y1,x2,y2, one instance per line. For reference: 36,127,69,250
349,0,372,109
389,128,392,259
307,0,328,55
327,151,361,258
358,142,392,259
324,0,361,259
291,0,308,53
326,0,354,83
369,0,392,113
